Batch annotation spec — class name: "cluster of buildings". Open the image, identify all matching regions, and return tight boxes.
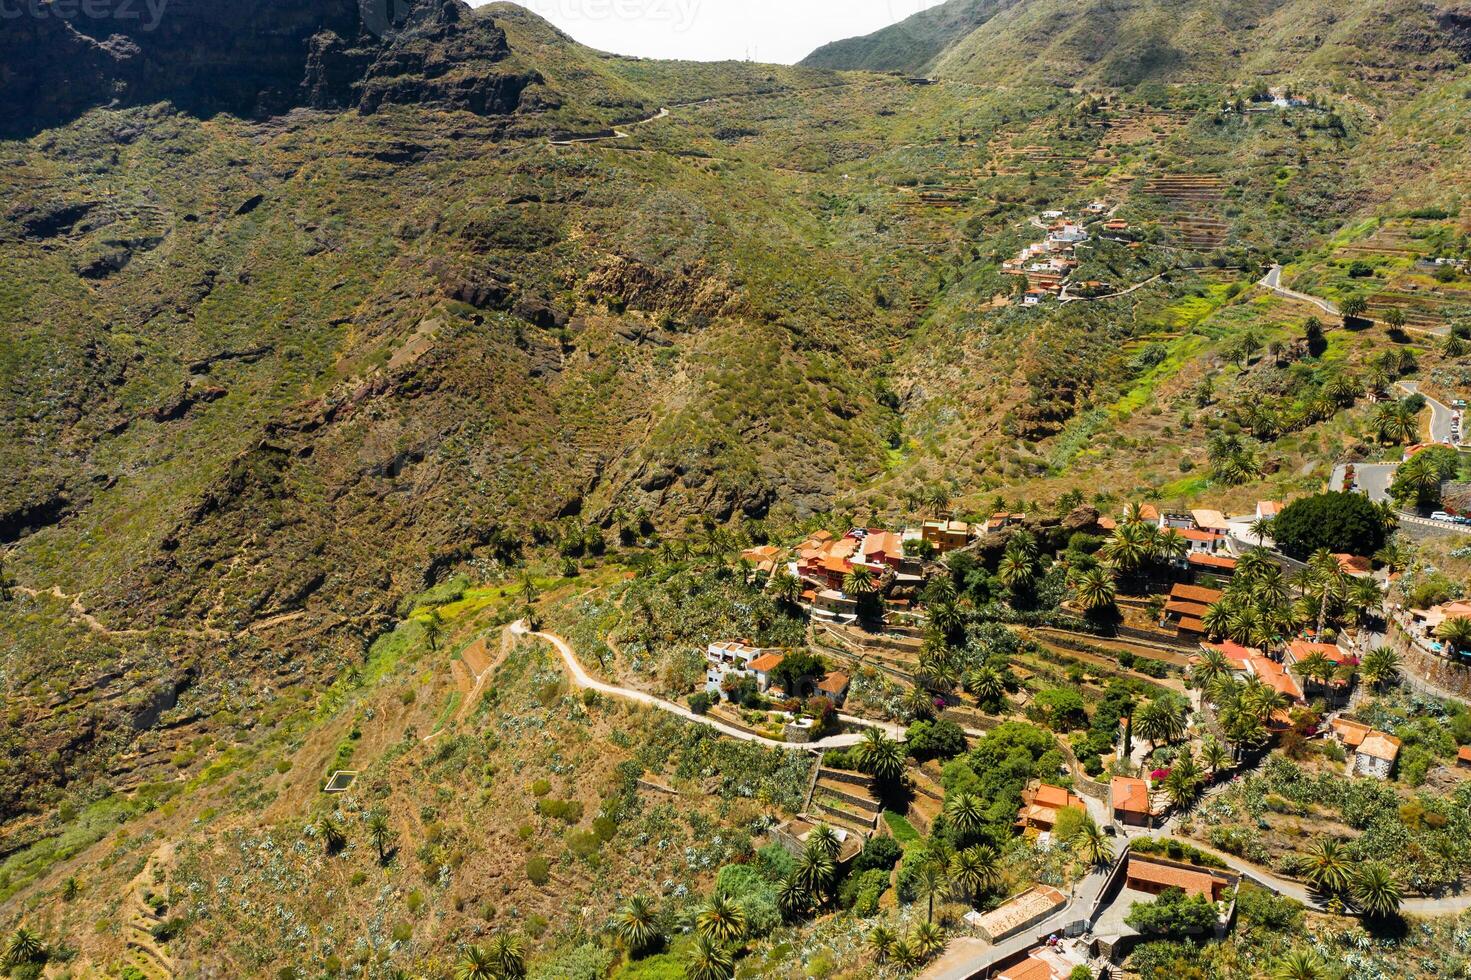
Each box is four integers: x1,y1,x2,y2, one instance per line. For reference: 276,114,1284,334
701,640,851,707
1003,206,1101,306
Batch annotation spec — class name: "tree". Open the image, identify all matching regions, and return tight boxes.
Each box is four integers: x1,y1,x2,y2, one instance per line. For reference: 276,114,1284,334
807,824,841,861
842,565,877,599
1359,647,1401,690
1192,648,1232,688
1124,887,1218,936
367,811,397,865
695,894,747,946
949,844,1000,904
965,667,1006,711
1070,819,1114,868
1163,752,1204,809
911,921,947,959
769,568,801,608
868,925,897,962
1438,616,1471,656
913,858,950,923
1300,837,1351,897
944,792,987,840
1135,697,1187,749
777,875,812,918
1391,445,1458,509
1384,307,1407,330
1351,862,1403,919
1371,400,1419,446
2,929,45,969
489,935,527,979
1341,295,1369,324
1201,738,1231,780
1072,566,1118,615
685,936,734,980
615,897,662,956
1271,493,1391,561
454,944,499,980
1272,950,1332,980
317,816,346,855
770,651,826,697
853,728,907,785
795,845,837,904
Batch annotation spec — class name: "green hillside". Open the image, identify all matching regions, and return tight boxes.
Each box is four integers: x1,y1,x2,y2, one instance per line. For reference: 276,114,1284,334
800,0,1009,74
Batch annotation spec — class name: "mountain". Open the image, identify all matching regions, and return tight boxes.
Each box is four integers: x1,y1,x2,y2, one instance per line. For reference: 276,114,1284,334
801,0,1008,74
806,0,1471,93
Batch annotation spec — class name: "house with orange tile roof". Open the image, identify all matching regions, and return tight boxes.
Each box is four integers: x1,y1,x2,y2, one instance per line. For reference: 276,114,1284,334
1111,775,1153,827
748,652,786,693
740,544,784,576
1015,783,1087,831
817,671,851,707
1256,501,1283,519
1245,654,1304,703
1161,583,1224,636
1125,853,1237,902
1330,717,1373,750
1188,552,1237,574
859,530,906,568
1457,745,1471,769
1353,731,1401,780
1333,553,1373,578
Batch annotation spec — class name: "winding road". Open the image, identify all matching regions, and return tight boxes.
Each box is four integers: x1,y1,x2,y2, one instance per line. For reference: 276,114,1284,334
1398,381,1458,445
510,622,907,751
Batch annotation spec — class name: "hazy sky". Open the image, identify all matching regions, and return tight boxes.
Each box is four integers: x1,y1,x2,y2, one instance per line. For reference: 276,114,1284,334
492,0,949,65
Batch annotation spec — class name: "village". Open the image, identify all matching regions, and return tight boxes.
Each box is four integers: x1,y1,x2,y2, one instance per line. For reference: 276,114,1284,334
616,490,1471,980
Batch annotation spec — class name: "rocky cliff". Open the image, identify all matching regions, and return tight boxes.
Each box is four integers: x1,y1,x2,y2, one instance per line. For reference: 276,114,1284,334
0,0,542,136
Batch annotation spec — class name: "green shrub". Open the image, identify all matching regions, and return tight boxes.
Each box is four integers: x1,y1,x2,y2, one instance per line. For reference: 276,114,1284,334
688,692,713,715
526,855,550,886
1125,887,1218,935
391,922,412,942
531,779,552,797
526,913,549,938
405,890,425,914
567,830,601,860
538,798,584,823
851,835,902,874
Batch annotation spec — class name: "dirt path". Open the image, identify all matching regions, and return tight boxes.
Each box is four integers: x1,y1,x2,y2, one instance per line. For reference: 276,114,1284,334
514,622,906,750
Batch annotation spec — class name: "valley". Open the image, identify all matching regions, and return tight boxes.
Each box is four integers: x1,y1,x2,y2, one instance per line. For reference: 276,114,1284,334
2,0,1471,976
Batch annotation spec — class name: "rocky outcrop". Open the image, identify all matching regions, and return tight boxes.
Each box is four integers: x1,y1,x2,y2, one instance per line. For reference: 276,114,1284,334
0,0,543,136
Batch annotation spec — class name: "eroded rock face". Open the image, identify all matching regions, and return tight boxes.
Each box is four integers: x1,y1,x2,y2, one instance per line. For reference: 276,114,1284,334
0,0,540,136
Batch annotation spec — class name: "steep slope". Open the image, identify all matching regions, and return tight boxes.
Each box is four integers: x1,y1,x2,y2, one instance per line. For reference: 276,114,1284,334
807,0,1471,95
800,0,1010,74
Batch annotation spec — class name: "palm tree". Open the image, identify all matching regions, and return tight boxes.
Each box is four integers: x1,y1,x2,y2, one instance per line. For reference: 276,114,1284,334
1351,862,1403,919
367,811,396,865
997,546,1037,594
1163,752,1204,809
685,936,734,980
795,847,837,904
1156,529,1189,565
949,844,1001,903
1293,652,1336,694
615,896,662,956
1201,601,1234,641
1438,617,1471,655
1201,738,1231,780
1359,647,1401,690
777,875,813,918
1306,549,1346,639
1071,820,1114,868
2,928,44,968
1072,566,1117,614
868,925,897,961
1192,648,1232,688
317,816,346,855
1136,698,1187,750
904,683,937,721
913,859,950,923
853,729,906,784
1341,295,1369,323
890,937,922,969
1272,949,1331,980
842,565,877,599
695,894,747,945
454,944,498,980
1104,524,1149,574
1371,400,1418,445
965,666,1006,709
944,792,987,840
911,921,947,960
422,608,444,650
807,824,841,861
1300,837,1351,896
769,568,801,608
490,935,526,980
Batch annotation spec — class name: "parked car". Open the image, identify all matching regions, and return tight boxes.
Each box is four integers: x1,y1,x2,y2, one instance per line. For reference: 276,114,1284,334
1432,511,1453,522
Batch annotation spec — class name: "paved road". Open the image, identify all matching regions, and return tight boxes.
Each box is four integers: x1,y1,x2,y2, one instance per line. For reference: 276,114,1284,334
1261,265,1340,317
1398,381,1459,445
512,623,906,750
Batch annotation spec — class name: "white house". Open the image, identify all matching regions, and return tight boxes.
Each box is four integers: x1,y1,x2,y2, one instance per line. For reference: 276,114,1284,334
704,641,766,695
1353,732,1401,780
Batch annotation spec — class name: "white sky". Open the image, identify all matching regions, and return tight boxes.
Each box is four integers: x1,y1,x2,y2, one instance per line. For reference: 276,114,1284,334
486,0,949,65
